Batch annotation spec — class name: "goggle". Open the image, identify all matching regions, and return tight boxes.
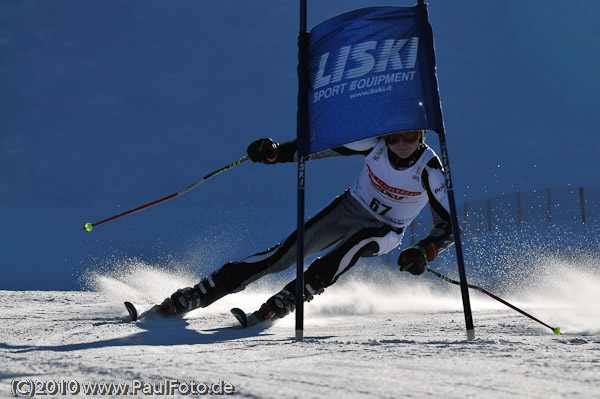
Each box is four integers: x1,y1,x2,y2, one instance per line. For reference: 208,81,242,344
384,130,422,145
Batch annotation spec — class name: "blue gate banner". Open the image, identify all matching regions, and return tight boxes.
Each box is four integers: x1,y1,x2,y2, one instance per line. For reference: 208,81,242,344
299,6,444,156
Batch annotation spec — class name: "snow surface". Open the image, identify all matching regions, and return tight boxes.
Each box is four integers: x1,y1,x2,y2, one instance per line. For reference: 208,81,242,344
1,261,599,398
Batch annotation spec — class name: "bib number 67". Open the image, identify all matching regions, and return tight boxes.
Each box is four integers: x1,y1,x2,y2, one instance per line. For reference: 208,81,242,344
370,198,392,215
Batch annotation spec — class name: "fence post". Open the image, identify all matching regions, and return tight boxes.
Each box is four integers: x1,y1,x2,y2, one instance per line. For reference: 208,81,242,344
487,197,492,232
546,188,552,224
579,187,586,224
516,191,523,226
462,203,468,236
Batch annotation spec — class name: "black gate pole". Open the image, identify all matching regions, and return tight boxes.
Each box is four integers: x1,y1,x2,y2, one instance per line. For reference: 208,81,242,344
420,0,474,340
295,0,309,342
438,131,475,340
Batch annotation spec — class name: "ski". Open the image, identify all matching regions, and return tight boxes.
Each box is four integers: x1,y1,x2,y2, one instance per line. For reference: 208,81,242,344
127,303,276,326
124,302,163,322
230,307,268,328
124,301,138,321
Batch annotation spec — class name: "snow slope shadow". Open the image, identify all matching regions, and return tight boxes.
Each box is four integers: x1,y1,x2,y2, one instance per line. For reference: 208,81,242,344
0,318,278,353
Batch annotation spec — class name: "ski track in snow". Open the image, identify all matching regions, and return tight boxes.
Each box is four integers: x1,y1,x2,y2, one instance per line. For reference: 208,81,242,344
1,265,599,398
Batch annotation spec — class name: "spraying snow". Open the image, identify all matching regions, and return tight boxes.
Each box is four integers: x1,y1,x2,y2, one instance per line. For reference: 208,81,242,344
79,252,600,336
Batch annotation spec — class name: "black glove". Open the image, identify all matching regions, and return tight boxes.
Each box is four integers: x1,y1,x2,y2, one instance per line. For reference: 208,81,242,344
398,246,427,275
247,138,279,163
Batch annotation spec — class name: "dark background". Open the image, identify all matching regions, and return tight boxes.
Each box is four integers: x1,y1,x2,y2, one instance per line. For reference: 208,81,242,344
1,1,598,289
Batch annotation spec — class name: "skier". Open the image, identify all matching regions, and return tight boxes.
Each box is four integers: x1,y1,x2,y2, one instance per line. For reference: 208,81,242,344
151,130,454,323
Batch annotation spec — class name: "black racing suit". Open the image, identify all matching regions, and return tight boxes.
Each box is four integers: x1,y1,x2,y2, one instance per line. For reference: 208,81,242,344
169,139,454,317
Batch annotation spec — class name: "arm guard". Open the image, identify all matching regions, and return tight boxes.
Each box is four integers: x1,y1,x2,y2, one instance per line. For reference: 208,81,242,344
271,137,378,163
417,157,454,261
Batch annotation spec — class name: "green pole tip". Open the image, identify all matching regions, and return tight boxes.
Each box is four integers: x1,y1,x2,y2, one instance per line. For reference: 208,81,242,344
553,327,560,335
85,222,93,232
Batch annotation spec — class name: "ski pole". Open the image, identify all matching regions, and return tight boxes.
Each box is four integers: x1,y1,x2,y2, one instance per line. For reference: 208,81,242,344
425,268,561,335
82,156,249,231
